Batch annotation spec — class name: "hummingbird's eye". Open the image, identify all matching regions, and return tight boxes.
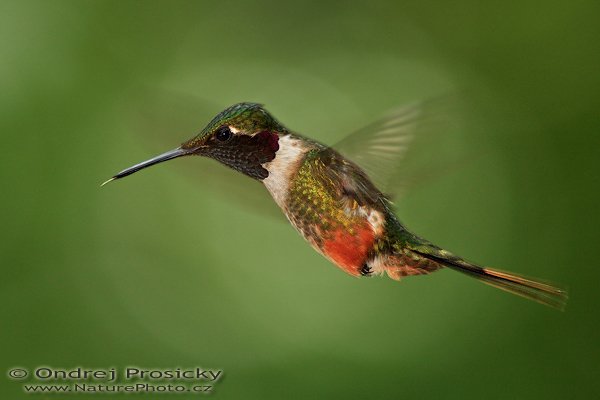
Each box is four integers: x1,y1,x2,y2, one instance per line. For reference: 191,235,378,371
215,126,233,142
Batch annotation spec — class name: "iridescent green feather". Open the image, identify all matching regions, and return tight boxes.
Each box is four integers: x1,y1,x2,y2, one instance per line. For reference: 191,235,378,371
207,103,286,136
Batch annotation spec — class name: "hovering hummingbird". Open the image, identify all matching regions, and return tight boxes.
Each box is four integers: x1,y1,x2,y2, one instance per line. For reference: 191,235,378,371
104,102,567,309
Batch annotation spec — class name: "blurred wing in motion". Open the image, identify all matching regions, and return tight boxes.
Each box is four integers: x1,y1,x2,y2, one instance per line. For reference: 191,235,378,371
333,96,470,200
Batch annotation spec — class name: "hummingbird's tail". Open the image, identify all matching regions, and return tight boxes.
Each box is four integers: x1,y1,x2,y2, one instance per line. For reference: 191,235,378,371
408,243,568,310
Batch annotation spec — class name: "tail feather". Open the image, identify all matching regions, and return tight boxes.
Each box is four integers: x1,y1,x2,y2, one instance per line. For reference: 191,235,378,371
411,247,569,311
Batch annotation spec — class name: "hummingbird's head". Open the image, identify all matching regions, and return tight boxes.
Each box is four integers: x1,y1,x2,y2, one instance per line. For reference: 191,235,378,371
104,103,288,184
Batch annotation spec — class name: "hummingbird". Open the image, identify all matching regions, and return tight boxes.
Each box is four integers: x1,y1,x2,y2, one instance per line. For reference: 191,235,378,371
104,102,568,310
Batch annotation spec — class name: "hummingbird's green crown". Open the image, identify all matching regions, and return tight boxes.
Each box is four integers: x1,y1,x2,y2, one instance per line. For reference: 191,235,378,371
183,102,287,148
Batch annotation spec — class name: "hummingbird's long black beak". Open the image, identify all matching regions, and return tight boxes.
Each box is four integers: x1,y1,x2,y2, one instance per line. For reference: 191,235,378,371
101,147,192,186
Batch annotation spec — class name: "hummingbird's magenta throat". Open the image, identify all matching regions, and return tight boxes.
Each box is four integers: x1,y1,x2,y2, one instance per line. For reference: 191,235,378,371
255,131,279,153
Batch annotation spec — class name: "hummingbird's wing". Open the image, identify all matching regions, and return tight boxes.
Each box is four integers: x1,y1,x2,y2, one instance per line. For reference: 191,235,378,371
333,102,419,195
317,148,385,208
332,97,466,199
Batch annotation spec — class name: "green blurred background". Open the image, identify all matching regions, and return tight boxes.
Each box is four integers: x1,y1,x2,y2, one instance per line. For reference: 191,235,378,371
1,0,599,398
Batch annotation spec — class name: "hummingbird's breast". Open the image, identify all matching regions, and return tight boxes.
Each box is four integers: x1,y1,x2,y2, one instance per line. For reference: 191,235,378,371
287,162,384,276
262,136,387,277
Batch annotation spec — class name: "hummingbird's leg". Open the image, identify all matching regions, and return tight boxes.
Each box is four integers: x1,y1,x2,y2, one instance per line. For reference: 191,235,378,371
359,264,373,277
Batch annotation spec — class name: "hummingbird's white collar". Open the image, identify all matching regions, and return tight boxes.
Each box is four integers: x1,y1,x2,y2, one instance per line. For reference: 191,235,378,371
262,134,309,209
